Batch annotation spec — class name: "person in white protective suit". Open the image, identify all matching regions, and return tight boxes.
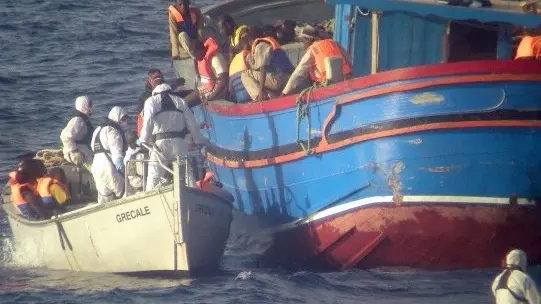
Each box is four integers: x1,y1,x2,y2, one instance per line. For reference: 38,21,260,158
124,131,147,196
139,79,206,191
90,106,129,203
60,96,94,167
492,249,540,304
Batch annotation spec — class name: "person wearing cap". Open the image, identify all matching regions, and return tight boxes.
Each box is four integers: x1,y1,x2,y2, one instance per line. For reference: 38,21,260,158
90,106,129,203
60,96,94,167
140,78,206,191
492,249,540,304
282,28,352,96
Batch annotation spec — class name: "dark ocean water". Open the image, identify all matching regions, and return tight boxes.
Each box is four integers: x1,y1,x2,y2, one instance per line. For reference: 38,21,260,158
0,0,539,302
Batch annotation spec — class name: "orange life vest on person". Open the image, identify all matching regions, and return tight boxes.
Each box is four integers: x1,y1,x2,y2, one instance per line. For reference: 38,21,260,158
251,37,294,75
515,35,541,60
168,5,198,38
229,50,250,103
308,39,352,83
36,176,66,206
196,37,220,90
8,171,39,219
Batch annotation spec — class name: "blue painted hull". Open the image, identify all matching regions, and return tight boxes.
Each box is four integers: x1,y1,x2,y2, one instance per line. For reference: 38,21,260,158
183,60,541,268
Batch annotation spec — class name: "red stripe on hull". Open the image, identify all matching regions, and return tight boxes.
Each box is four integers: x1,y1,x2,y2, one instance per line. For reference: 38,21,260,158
265,204,541,269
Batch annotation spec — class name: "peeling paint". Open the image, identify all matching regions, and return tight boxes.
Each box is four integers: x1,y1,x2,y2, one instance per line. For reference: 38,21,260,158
408,138,423,145
388,162,405,205
410,92,444,105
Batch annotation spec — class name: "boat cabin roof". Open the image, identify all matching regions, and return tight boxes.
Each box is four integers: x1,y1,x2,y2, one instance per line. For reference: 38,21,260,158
326,0,541,27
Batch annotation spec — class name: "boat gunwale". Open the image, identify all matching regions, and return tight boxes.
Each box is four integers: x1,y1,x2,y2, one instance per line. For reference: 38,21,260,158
203,60,541,117
2,185,233,227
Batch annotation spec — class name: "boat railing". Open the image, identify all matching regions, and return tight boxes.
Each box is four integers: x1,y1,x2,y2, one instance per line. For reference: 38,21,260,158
125,144,205,197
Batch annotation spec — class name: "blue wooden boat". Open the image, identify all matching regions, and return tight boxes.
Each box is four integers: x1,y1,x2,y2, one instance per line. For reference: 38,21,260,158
188,0,541,269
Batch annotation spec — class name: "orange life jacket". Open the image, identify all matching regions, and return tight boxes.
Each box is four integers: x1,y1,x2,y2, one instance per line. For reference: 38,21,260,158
515,35,541,60
136,113,144,137
36,176,66,206
228,50,250,103
196,37,220,90
251,37,294,75
8,171,39,219
168,5,198,38
308,39,352,83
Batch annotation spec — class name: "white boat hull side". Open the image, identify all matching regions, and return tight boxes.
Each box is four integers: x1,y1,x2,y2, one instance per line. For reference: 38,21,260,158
4,186,232,273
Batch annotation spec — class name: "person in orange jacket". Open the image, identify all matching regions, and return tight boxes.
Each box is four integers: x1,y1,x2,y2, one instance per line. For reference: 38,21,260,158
169,0,202,59
282,27,352,95
515,34,541,60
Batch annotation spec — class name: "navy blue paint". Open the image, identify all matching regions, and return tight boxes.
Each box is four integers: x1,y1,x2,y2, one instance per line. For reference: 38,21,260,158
326,0,541,28
350,8,372,76
497,24,514,60
333,4,352,51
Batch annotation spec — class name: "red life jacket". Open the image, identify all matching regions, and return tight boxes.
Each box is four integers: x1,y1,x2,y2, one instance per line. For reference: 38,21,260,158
308,39,352,83
196,37,220,90
136,113,144,137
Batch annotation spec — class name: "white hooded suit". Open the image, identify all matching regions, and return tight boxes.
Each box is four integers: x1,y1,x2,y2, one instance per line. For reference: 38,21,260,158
492,249,540,304
90,106,128,203
60,96,94,166
140,83,204,190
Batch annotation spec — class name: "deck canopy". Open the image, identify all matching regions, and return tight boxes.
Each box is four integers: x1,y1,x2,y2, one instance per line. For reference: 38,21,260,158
326,0,541,28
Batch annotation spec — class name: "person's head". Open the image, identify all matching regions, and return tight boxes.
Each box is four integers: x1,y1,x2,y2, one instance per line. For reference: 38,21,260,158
48,167,67,184
237,35,251,52
193,39,207,61
75,96,92,116
218,15,236,37
146,69,164,90
244,26,260,45
18,159,46,181
260,25,277,40
108,106,130,130
298,26,320,49
125,131,138,148
505,249,528,271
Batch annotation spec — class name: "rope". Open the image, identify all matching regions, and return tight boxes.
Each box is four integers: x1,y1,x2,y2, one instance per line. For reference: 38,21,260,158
295,82,326,155
35,148,71,168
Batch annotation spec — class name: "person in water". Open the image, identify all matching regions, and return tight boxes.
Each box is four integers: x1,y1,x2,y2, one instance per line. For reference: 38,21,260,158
90,106,130,203
60,96,94,167
241,27,294,101
184,37,229,106
492,249,540,304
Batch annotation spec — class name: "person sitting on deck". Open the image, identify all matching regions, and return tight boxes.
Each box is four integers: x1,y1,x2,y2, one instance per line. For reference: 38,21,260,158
229,36,251,103
60,96,94,168
217,14,249,60
491,249,540,304
8,159,52,220
169,0,201,59
124,131,147,196
282,27,352,96
515,29,541,60
241,27,294,102
184,37,229,106
34,162,71,213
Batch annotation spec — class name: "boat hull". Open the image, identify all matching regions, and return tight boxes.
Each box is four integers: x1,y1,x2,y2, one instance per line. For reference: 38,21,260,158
4,186,232,274
264,198,541,269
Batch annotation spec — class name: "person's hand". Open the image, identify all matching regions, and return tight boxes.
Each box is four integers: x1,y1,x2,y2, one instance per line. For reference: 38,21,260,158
255,89,265,102
70,151,84,166
114,158,125,173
